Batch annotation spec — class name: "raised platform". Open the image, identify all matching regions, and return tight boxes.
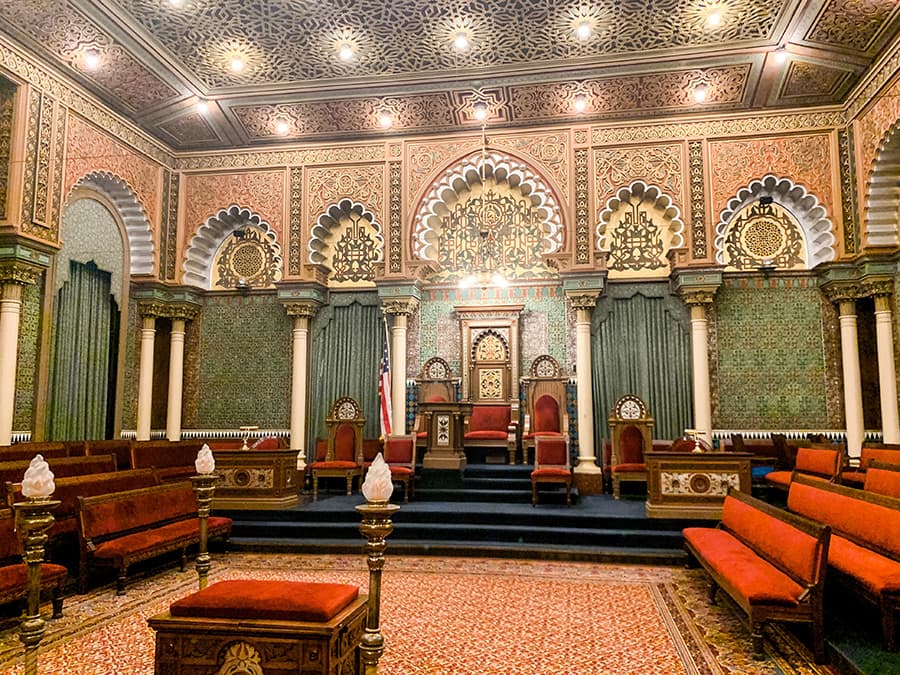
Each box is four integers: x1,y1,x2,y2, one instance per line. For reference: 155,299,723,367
218,464,706,565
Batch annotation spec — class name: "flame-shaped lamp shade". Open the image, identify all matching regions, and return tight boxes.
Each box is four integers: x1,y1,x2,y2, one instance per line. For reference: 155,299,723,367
361,453,393,502
195,444,216,475
21,454,55,499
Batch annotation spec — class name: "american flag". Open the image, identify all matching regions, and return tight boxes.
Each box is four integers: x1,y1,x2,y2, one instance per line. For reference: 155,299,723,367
378,340,392,438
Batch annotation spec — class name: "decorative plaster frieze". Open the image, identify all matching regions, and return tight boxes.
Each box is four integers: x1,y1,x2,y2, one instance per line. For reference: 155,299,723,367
0,261,43,286
282,301,321,319
175,146,386,172
382,298,419,316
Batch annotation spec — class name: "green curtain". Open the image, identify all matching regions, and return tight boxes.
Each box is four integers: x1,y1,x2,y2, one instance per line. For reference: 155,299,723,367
591,283,692,445
309,294,384,447
46,261,117,440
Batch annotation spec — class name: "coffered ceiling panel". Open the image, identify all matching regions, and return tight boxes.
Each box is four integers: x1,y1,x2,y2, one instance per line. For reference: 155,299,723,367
0,0,897,150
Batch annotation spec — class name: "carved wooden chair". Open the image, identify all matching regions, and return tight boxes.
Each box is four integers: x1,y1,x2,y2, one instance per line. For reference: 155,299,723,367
607,394,654,499
382,434,416,503
520,355,569,465
308,397,365,500
531,436,572,507
413,357,457,456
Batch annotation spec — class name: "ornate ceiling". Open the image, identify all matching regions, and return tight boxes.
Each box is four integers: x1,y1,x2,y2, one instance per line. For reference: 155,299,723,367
0,0,898,150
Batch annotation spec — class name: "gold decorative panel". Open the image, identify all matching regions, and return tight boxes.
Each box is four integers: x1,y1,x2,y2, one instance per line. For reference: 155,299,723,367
708,134,835,228
0,79,16,222
182,170,286,249
594,144,684,215
308,200,384,288
805,0,899,53
475,333,507,362
478,369,504,400
719,201,806,270
64,115,163,231
306,165,384,234
213,227,283,289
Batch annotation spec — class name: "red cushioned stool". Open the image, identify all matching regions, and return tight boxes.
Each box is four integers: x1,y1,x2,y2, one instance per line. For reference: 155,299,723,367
148,579,367,674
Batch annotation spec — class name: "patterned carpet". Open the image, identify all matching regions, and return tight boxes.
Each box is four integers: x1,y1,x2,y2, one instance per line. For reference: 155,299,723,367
0,553,835,674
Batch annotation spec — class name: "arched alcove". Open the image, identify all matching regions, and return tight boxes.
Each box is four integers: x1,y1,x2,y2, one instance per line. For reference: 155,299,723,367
183,205,282,289
308,199,384,287
864,121,900,248
70,171,154,277
714,175,835,268
412,150,563,282
597,181,684,279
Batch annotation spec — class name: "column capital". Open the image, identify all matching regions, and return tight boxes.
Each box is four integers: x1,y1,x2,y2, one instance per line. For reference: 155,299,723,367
138,301,167,319
160,303,201,321
566,293,599,311
282,300,321,319
382,297,419,316
0,260,43,287
680,288,717,306
861,277,894,299
820,281,864,304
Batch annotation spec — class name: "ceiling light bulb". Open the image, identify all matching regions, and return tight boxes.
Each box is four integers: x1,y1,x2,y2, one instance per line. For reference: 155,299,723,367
275,120,290,135
84,49,100,71
473,102,488,122
230,56,245,72
453,32,471,52
774,46,788,64
196,99,209,114
339,43,354,61
575,20,593,42
573,94,587,113
693,84,709,103
378,110,393,128
706,9,722,28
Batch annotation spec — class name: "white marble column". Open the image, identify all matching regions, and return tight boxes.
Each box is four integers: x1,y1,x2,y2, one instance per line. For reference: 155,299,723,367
165,318,186,442
688,302,713,446
383,299,417,437
838,299,865,458
874,293,900,444
0,283,25,446
285,302,318,470
136,313,157,442
570,295,600,474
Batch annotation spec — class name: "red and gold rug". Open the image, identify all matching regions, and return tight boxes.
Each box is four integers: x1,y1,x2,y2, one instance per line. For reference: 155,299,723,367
0,554,834,674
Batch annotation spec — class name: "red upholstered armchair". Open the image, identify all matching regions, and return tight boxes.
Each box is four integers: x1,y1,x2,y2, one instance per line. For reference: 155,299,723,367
382,435,416,502
308,397,365,501
607,394,654,499
531,436,572,506
463,404,517,464
522,394,568,465
520,355,569,465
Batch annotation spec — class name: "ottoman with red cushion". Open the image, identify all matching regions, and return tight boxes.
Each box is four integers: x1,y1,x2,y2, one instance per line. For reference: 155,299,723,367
148,579,367,674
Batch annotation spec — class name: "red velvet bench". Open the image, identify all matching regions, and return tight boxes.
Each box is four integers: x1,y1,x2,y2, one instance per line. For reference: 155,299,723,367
788,474,900,650
149,579,367,674
683,488,830,662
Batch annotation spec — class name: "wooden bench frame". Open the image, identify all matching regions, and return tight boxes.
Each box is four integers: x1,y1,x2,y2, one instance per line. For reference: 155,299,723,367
684,488,830,662
77,482,231,594
788,474,900,650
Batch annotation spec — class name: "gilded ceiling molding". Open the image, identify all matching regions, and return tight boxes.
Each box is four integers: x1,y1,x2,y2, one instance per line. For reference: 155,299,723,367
0,35,173,167
844,32,900,122
591,111,845,145
175,146,385,172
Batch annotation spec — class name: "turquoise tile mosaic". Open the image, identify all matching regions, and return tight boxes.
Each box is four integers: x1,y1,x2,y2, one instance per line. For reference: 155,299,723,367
13,277,42,432
196,294,291,429
418,285,569,375
714,278,828,429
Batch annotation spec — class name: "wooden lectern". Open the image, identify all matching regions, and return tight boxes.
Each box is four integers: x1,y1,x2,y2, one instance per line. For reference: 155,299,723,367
420,400,472,470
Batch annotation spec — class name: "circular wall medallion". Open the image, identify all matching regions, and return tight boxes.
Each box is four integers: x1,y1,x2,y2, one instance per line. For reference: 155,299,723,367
689,474,711,494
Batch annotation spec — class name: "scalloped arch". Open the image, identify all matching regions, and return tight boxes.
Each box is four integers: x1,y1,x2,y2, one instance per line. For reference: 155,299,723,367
714,175,835,268
412,150,563,263
182,205,281,289
471,328,510,362
864,121,900,248
70,171,154,276
596,181,685,273
308,198,384,266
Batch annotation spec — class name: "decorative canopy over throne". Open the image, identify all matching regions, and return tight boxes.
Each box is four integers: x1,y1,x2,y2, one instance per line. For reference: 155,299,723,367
309,397,365,500
521,355,569,465
607,394,654,499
